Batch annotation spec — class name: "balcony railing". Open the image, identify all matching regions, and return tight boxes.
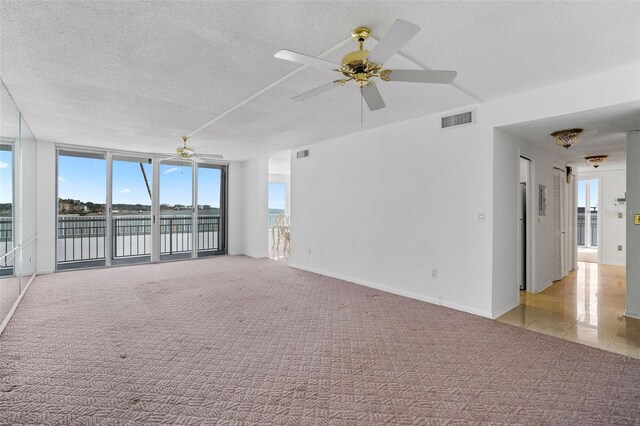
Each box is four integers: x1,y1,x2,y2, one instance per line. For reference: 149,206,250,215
577,212,597,246
57,214,221,265
0,217,13,271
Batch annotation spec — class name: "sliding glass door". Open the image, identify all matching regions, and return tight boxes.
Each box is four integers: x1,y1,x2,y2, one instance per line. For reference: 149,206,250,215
159,161,193,260
111,156,153,265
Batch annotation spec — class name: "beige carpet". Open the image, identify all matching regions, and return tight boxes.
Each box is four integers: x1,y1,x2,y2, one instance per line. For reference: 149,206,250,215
1,256,639,424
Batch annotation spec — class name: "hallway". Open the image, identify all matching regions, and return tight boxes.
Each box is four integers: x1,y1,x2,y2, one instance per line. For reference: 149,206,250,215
498,262,640,358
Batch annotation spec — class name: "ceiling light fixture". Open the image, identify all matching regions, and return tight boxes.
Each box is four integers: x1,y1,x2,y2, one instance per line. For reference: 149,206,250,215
551,128,584,149
585,155,608,168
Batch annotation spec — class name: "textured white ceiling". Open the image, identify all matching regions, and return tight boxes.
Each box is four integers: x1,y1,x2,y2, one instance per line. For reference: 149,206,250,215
1,1,639,161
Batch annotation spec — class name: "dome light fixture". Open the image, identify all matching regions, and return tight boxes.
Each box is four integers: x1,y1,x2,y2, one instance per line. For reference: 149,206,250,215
585,155,608,168
551,128,584,149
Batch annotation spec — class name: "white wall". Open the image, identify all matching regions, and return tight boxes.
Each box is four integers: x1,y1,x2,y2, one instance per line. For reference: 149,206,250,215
227,161,244,255
578,168,626,266
241,158,268,258
291,63,640,319
626,131,640,318
291,116,495,317
17,119,38,276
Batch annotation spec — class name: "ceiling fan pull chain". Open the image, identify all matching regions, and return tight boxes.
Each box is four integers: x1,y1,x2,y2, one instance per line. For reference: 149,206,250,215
360,87,363,128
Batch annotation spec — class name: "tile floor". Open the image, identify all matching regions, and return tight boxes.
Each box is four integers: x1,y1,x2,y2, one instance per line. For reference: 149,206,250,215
498,262,640,359
577,246,597,263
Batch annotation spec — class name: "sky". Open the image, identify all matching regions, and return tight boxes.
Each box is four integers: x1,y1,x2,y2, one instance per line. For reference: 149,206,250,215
58,155,221,207
5,153,286,210
0,150,11,203
268,182,286,210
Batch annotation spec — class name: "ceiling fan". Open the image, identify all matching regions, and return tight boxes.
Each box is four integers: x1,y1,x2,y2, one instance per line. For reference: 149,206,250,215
163,136,223,163
274,19,457,111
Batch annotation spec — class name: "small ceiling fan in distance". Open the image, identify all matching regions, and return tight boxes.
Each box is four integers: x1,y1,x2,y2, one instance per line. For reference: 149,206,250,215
274,19,457,111
163,136,223,164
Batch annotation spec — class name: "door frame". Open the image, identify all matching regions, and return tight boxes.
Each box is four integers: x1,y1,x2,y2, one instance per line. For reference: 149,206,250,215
518,150,535,293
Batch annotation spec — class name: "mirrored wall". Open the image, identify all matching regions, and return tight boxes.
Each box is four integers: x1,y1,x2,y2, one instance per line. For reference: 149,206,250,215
0,79,38,331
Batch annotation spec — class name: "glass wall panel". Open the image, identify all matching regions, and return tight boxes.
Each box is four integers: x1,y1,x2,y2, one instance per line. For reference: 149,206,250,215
57,151,107,270
0,79,27,328
160,161,193,260
0,81,20,325
111,157,153,265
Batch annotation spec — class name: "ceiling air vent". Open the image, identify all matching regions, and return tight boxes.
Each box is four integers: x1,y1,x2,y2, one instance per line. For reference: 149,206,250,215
441,110,474,129
296,149,310,159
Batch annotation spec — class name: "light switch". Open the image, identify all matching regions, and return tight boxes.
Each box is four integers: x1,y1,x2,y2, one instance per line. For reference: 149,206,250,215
635,214,640,225
618,212,623,219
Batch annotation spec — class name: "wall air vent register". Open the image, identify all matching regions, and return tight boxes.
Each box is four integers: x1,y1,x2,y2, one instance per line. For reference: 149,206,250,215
441,110,474,129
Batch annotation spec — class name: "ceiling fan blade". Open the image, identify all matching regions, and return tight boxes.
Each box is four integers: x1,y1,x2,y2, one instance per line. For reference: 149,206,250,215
274,49,338,72
361,83,386,111
199,154,224,160
293,81,340,102
383,69,457,84
367,19,420,65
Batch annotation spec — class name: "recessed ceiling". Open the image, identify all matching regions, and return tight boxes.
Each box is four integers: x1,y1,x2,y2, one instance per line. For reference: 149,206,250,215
1,1,638,161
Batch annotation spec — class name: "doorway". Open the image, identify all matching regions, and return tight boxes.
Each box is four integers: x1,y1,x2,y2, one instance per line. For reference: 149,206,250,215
518,157,531,291
577,178,599,263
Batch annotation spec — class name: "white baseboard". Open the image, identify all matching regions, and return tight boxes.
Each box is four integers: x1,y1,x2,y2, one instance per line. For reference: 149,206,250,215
491,300,519,319
289,263,493,319
535,280,554,293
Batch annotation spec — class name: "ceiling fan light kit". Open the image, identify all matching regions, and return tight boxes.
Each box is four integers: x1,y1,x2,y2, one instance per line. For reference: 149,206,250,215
551,128,584,149
585,155,608,168
274,19,458,112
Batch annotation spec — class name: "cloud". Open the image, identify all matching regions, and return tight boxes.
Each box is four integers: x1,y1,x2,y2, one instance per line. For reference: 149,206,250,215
58,176,67,182
164,167,179,174
0,161,8,169
119,188,132,193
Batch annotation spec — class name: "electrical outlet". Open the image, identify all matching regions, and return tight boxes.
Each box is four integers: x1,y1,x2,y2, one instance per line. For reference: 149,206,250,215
477,212,485,222
431,268,437,278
